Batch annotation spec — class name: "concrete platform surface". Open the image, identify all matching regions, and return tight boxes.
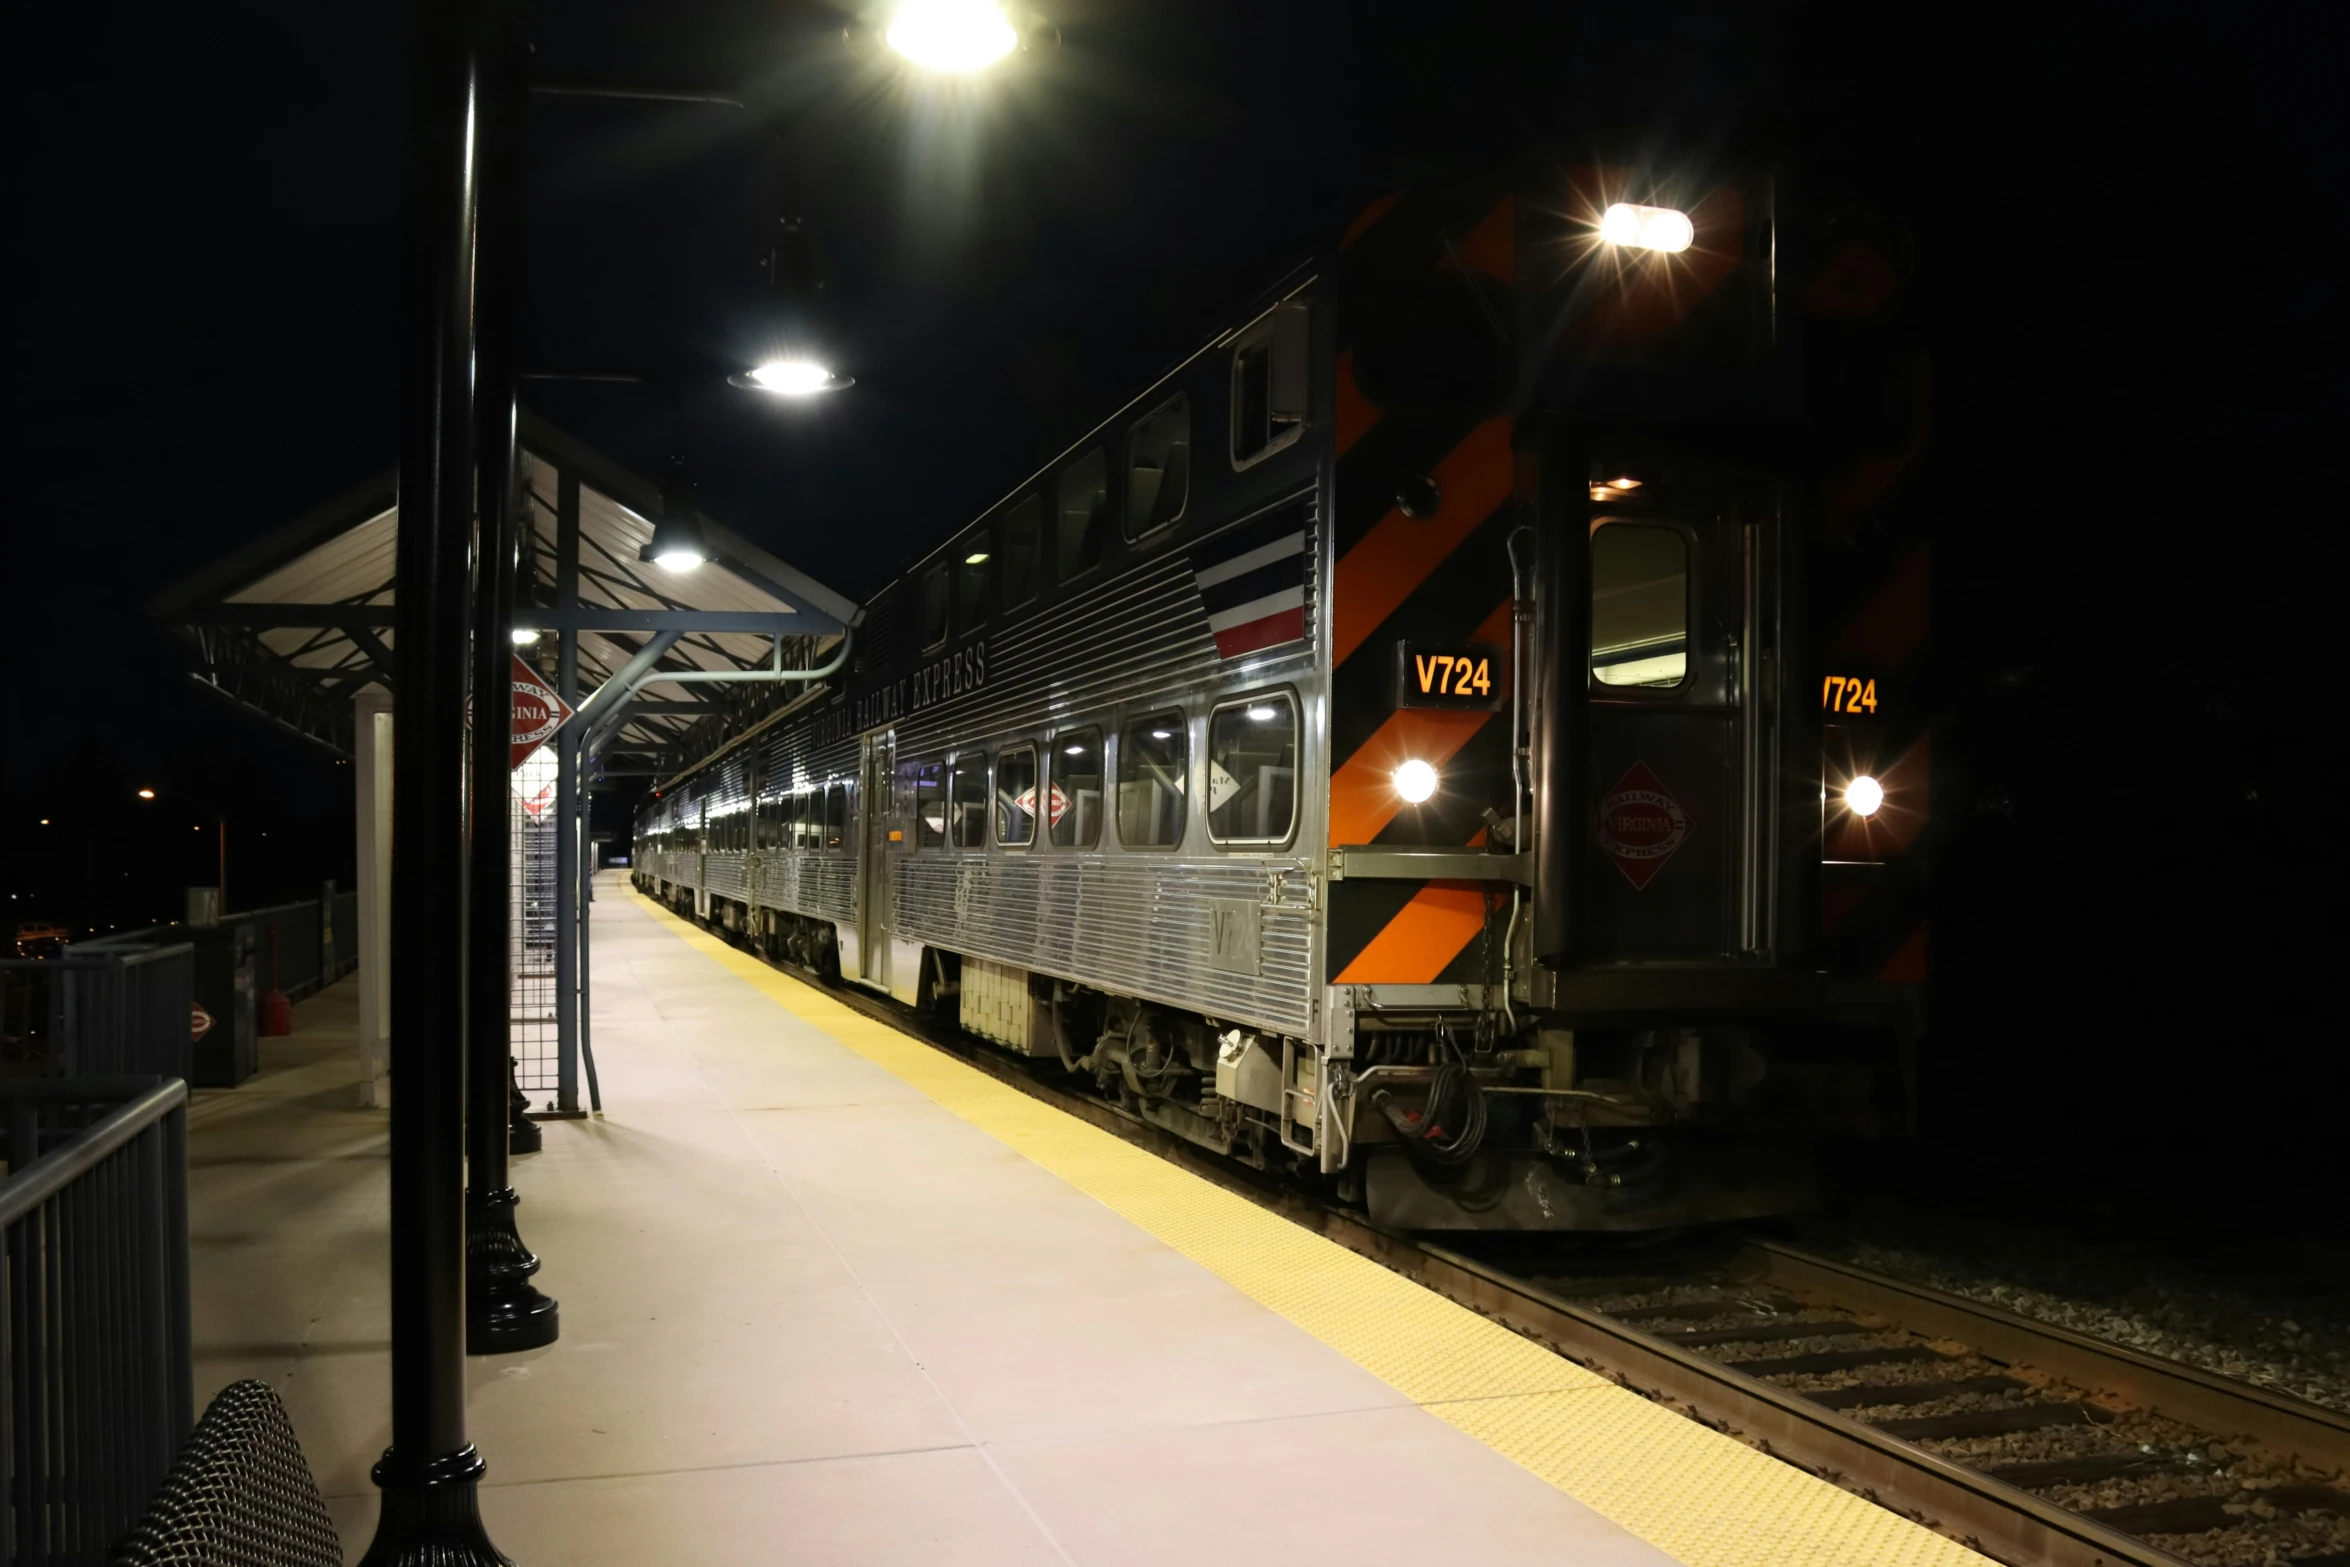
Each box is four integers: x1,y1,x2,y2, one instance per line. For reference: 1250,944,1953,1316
185,872,1985,1566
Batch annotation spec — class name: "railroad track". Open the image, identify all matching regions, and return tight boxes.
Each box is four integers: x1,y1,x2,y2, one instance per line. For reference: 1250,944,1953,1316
702,919,2350,1567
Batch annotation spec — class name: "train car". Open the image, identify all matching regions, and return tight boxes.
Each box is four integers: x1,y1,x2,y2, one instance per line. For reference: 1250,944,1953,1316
637,147,1932,1231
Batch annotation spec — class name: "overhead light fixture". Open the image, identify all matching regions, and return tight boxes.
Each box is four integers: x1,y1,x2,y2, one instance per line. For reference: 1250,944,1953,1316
1064,744,1085,756
640,453,709,572
1392,759,1439,804
136,788,156,800
1149,729,1173,741
732,357,853,397
510,627,541,645
964,551,990,565
1599,202,1695,254
1244,706,1278,722
1845,775,1884,818
885,0,1019,71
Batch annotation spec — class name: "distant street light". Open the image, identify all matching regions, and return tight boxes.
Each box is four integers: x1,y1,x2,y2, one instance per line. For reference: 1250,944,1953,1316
730,357,852,396
885,0,1020,71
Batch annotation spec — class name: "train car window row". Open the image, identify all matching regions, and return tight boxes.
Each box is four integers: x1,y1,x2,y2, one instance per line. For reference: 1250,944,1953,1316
995,745,1038,847
1205,692,1298,846
1124,393,1190,540
1117,712,1189,850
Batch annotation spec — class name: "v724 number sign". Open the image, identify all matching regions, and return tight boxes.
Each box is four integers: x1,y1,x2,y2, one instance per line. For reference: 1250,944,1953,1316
1396,641,1508,711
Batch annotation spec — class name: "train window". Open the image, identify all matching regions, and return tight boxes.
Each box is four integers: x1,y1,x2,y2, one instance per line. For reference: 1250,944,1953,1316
913,763,946,849
1206,693,1297,846
995,746,1038,847
1124,394,1190,540
1049,728,1103,849
1590,524,1689,688
1117,712,1188,849
825,783,847,849
955,533,992,632
1001,494,1042,608
1230,304,1307,469
919,564,949,650
801,790,822,851
1055,447,1111,581
949,754,990,849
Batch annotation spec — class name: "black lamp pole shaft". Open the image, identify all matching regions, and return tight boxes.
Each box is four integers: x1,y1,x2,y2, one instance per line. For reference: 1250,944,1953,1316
463,0,558,1357
365,0,509,1555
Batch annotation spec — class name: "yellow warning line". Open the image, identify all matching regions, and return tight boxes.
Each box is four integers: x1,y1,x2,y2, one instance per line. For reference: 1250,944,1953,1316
631,891,1989,1567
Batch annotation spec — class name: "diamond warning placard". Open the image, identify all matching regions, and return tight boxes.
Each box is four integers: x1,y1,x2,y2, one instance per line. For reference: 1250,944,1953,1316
1595,760,1691,891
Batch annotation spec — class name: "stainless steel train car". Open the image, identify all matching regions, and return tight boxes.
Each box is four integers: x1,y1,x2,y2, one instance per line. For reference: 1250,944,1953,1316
636,152,1934,1231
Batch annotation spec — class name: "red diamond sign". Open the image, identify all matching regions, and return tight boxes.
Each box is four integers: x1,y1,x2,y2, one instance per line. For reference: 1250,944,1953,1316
507,655,572,771
1595,760,1691,891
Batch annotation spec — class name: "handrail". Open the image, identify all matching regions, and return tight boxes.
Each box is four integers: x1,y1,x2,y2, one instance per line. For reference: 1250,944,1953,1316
0,1076,189,1226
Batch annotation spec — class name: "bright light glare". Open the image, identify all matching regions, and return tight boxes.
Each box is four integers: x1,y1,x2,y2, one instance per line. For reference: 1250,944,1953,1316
1392,759,1439,804
510,627,540,645
136,788,156,800
1599,202,1694,254
1149,729,1173,741
886,0,1018,71
1244,706,1278,722
1845,775,1884,818
964,551,990,565
748,359,836,395
1610,476,1642,489
654,549,705,572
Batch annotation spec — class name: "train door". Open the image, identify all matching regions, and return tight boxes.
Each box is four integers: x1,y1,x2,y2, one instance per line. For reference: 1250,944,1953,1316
1577,465,1780,961
854,731,895,992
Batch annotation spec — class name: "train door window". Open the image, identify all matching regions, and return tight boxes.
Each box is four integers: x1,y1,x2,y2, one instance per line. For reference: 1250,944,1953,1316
913,763,946,848
1055,446,1110,582
1048,727,1103,849
801,790,821,850
1590,524,1689,688
1205,692,1297,846
1124,394,1190,539
1001,494,1042,608
919,564,949,650
825,782,847,849
1117,712,1188,849
995,745,1038,847
955,532,992,632
948,753,990,848
1231,304,1307,469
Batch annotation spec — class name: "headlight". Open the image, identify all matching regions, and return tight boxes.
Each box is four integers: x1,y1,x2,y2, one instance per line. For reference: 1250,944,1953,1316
1598,203,1694,254
1392,759,1439,803
1844,775,1884,818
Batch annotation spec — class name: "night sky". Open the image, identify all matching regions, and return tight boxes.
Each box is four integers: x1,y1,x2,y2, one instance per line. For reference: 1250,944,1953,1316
10,1,2345,1222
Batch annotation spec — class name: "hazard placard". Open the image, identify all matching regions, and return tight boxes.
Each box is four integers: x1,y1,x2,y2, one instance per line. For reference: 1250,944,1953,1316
1595,760,1691,891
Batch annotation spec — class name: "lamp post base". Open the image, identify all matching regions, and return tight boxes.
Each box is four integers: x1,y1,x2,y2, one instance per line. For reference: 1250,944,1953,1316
465,1187,560,1354
359,1447,511,1566
507,1056,542,1154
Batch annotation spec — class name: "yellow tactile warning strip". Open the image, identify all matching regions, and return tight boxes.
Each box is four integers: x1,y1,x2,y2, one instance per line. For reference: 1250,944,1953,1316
632,892,1990,1567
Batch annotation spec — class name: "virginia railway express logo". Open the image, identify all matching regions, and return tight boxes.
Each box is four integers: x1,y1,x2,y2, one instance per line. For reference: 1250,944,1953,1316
1595,760,1691,891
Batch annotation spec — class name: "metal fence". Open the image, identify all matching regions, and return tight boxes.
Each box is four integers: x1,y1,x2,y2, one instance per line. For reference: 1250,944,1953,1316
235,892,360,1002
1,1077,193,1567
1,948,195,1081
515,785,560,1098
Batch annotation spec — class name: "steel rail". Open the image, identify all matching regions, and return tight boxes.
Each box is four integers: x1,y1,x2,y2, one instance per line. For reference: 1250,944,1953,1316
1738,1240,2350,1478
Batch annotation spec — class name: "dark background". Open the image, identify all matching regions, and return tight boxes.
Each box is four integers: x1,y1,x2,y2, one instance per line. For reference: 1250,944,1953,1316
8,2,2342,1235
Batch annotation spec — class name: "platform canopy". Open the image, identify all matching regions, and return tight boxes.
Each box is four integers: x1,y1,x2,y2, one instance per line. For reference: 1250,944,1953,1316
151,412,860,775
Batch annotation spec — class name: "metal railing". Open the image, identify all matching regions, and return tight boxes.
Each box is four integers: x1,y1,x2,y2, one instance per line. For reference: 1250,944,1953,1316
0,947,194,1080
1,1077,193,1567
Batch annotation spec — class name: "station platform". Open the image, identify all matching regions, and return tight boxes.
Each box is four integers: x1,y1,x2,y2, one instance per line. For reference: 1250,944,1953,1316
186,869,1989,1566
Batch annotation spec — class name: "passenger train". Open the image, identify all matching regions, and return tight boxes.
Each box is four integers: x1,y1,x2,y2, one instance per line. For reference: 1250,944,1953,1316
634,152,1934,1231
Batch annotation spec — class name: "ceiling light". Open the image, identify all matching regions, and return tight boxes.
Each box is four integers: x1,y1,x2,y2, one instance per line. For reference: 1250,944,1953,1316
1609,476,1642,489
640,453,709,572
735,358,852,397
1149,729,1173,740
964,551,990,565
1244,706,1278,722
1064,744,1085,756
885,0,1019,71
510,627,540,645
1599,202,1694,253
137,789,156,800
1392,759,1439,803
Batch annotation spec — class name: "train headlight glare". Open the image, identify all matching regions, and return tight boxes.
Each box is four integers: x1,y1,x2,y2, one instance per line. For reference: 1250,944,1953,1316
1599,202,1694,254
1392,759,1439,803
1845,775,1884,817
885,0,1018,72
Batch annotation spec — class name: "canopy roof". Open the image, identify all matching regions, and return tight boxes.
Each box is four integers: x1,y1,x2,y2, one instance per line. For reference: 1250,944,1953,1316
152,412,859,769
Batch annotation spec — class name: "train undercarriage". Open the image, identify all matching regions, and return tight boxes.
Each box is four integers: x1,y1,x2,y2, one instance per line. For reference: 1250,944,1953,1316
647,877,1905,1234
